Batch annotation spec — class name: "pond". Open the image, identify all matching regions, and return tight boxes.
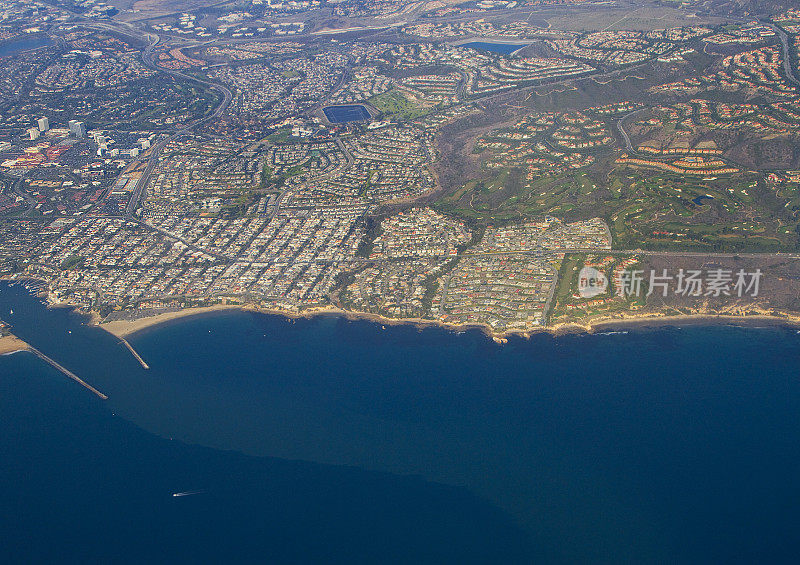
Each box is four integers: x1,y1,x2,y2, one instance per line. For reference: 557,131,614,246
692,195,715,205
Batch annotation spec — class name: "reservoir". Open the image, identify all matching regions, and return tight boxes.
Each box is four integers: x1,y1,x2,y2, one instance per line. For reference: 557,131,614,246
323,104,371,123
2,281,800,563
0,34,53,57
460,42,529,55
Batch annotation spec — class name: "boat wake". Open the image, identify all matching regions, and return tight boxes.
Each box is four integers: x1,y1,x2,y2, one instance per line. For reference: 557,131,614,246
172,490,206,498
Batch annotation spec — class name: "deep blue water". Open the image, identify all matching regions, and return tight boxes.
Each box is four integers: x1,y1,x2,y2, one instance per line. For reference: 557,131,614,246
0,35,53,57
2,281,800,563
323,104,371,124
461,42,528,55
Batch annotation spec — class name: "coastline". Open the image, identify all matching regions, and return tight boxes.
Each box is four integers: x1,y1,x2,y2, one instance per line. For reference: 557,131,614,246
0,333,29,355
90,300,800,342
550,312,800,336
97,304,243,337
10,276,798,341
95,302,494,340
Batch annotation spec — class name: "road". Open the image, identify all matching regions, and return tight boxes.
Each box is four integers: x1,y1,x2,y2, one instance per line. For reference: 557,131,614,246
149,246,800,270
469,248,800,260
124,32,233,217
768,22,800,87
71,18,233,218
9,172,37,216
615,106,741,172
616,108,646,153
126,217,233,262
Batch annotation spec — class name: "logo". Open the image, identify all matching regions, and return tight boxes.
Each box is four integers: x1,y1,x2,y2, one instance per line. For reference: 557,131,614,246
578,266,608,298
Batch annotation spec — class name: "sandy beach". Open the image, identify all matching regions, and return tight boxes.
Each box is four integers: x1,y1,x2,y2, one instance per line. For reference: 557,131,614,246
94,301,502,340
0,334,29,355
11,273,800,342
84,299,800,342
98,304,242,337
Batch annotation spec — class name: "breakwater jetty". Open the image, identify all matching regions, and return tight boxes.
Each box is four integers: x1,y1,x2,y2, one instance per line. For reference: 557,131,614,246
120,337,149,369
28,345,108,400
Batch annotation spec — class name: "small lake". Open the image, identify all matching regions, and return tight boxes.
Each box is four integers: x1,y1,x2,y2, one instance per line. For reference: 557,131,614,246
323,104,371,124
460,42,529,55
0,34,53,57
692,195,715,205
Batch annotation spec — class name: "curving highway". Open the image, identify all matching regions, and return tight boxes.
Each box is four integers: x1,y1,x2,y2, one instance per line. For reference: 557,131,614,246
768,23,800,87
125,32,233,217
616,108,646,154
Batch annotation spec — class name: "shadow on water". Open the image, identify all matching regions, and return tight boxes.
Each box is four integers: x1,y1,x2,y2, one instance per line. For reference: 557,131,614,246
3,282,800,563
0,353,537,564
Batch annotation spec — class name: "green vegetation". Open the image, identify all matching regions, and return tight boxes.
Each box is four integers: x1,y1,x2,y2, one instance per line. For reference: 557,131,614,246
260,161,305,191
356,215,384,258
552,253,586,313
420,258,458,312
260,163,274,188
436,168,602,226
368,90,430,121
549,254,647,324
266,128,292,143
436,167,800,253
59,255,85,271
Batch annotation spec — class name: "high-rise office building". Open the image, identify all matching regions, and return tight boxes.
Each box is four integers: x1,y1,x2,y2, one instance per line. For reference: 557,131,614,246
68,120,86,138
27,127,41,140
37,117,49,132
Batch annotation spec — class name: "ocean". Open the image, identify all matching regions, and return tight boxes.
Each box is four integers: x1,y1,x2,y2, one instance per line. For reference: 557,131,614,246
2,281,800,563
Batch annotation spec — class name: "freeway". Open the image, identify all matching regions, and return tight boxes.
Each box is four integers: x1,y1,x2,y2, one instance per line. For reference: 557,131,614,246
469,248,800,260
334,137,354,168
124,33,233,217
9,172,37,217
768,22,800,87
64,15,234,218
